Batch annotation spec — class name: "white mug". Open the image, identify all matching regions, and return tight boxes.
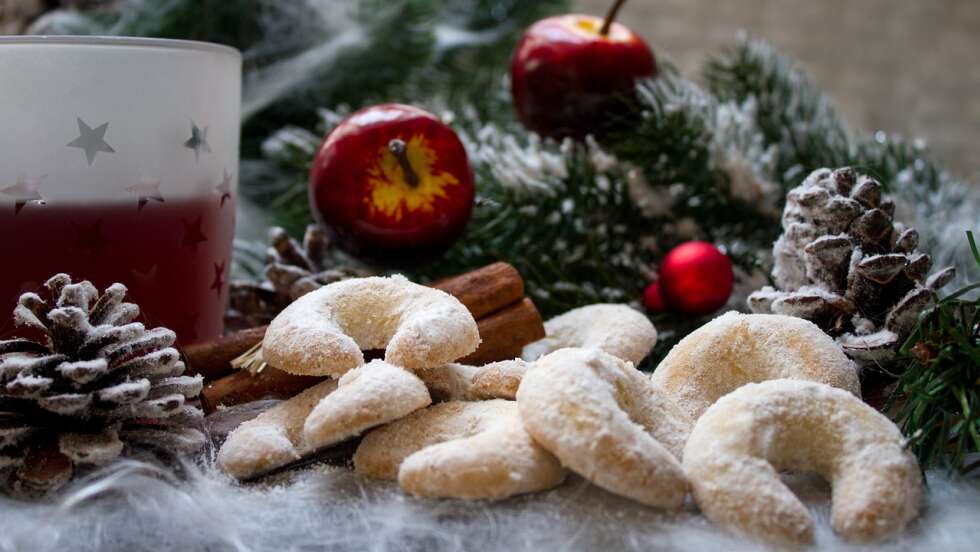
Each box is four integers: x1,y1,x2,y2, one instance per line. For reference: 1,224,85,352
0,36,241,345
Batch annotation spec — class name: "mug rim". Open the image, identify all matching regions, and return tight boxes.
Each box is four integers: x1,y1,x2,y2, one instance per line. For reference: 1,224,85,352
0,35,240,59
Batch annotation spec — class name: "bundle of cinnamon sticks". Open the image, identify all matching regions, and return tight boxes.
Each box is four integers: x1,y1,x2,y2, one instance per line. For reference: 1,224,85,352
185,263,545,412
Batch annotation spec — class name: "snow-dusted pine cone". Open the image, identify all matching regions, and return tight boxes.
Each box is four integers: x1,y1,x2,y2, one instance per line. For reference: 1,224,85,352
0,274,205,496
227,224,367,328
748,167,955,363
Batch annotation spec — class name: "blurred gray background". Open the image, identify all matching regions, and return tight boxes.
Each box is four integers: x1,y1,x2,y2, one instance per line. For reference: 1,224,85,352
4,0,977,178
578,0,980,179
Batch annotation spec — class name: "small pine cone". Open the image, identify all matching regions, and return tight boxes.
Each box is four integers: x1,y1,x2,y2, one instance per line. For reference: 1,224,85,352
0,274,205,496
748,167,955,364
226,224,368,328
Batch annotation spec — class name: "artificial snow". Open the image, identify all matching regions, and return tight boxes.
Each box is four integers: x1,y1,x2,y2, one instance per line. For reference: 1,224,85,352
1,457,977,552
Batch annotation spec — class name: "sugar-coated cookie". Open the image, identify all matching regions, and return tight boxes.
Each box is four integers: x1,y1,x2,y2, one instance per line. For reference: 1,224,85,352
414,359,529,401
652,311,860,422
263,275,480,376
684,379,921,545
516,348,690,509
303,360,431,449
355,399,565,500
522,304,657,366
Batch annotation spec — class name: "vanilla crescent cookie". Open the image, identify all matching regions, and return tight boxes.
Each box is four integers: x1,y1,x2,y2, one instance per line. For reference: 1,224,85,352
263,275,481,376
303,360,431,450
414,359,529,401
652,311,860,422
516,348,690,508
521,304,657,366
217,379,338,479
354,399,566,500
683,379,921,545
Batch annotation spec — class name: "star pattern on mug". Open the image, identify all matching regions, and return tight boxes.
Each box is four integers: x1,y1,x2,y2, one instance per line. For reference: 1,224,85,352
1,174,46,215
210,261,226,297
67,118,115,165
184,121,212,162
180,216,208,253
216,169,233,207
126,177,165,212
130,264,159,289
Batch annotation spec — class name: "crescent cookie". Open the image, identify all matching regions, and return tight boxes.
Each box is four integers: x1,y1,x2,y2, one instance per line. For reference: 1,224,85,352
303,360,431,450
354,400,566,500
263,275,481,376
652,311,860,422
516,348,690,509
217,379,338,480
521,304,657,366
414,359,529,401
683,379,921,545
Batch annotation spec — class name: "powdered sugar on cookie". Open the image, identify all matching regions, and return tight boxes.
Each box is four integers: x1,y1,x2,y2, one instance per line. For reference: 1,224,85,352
355,399,565,500
684,379,921,545
414,359,529,401
517,348,690,509
263,275,481,376
522,304,657,365
652,311,860,422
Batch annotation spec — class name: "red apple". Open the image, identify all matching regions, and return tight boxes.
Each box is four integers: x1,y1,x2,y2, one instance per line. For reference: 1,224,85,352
510,1,656,139
309,104,475,262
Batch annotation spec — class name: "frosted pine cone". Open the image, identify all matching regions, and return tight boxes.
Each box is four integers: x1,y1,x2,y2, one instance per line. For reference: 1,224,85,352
748,167,955,363
0,274,205,496
227,224,367,328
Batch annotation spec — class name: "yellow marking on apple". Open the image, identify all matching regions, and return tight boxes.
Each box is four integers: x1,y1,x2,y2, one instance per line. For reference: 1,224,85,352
568,16,632,42
366,134,460,222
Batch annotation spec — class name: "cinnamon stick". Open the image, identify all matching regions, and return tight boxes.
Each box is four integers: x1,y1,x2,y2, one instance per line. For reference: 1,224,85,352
200,368,326,413
461,297,545,365
200,298,546,412
183,326,267,381
430,261,524,319
185,262,525,380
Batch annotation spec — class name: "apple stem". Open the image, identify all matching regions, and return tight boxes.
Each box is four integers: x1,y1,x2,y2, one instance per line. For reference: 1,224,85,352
388,139,420,188
599,0,627,36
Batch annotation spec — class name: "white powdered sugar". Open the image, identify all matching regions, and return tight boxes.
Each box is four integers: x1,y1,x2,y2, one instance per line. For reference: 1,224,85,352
517,348,691,509
263,274,480,376
652,311,860,423
216,379,339,480
521,304,658,366
303,360,431,450
355,399,565,500
414,359,529,402
684,379,921,545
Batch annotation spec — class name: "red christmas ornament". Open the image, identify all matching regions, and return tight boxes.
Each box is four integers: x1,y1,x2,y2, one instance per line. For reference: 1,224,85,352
658,241,734,316
309,104,475,262
642,281,666,314
510,0,656,139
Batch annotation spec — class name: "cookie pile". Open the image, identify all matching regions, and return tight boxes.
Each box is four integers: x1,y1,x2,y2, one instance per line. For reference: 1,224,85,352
216,275,921,546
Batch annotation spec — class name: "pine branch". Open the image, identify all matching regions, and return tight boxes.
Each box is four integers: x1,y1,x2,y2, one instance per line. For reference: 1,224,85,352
887,232,980,476
706,33,980,285
33,0,273,50
705,34,972,198
243,69,784,368
704,34,852,190
604,71,782,257
410,128,657,320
